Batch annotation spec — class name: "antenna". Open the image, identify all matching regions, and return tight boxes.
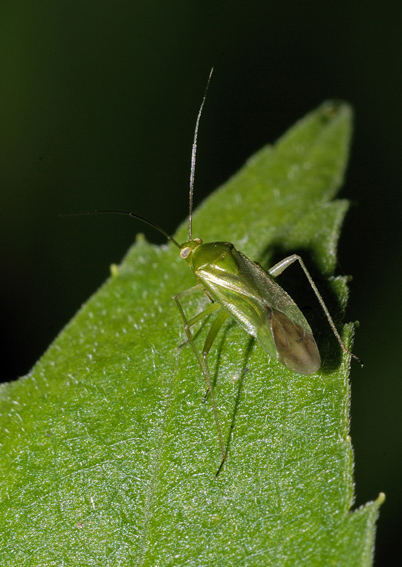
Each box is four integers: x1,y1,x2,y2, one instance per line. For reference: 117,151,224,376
62,210,181,249
188,67,214,241
64,71,215,248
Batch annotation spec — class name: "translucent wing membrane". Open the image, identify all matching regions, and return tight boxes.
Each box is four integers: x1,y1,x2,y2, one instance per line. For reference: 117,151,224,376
269,308,321,375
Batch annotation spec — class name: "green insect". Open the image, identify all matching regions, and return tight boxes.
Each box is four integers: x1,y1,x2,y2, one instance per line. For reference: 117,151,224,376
88,70,362,475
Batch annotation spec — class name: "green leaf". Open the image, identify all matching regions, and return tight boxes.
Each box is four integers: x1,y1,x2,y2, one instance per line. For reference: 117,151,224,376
0,102,383,566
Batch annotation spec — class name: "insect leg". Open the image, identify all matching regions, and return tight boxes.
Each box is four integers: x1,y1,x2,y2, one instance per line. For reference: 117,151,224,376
201,310,230,401
173,289,227,474
269,254,363,366
197,309,230,476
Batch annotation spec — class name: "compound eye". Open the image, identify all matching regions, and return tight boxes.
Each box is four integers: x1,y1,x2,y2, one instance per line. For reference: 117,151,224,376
180,247,191,259
194,238,203,244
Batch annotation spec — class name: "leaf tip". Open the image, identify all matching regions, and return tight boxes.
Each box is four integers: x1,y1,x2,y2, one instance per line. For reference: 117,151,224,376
376,492,386,506
110,263,119,277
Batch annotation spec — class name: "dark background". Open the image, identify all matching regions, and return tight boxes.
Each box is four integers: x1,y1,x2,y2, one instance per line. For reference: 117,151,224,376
0,2,400,564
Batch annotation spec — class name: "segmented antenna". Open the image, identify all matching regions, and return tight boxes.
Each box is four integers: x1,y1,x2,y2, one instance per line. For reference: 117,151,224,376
62,210,181,249
188,68,214,241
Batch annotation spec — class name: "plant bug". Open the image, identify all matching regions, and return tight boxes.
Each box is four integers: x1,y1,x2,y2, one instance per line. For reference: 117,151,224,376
75,70,363,476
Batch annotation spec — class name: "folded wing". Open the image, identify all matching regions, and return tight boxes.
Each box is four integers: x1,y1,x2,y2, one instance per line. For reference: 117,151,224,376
269,308,321,375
